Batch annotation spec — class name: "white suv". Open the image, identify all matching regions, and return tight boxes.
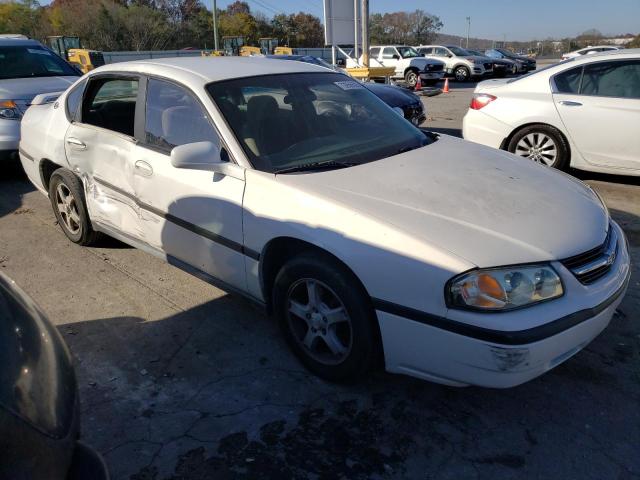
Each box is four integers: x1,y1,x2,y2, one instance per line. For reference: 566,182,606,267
366,45,445,87
415,45,493,82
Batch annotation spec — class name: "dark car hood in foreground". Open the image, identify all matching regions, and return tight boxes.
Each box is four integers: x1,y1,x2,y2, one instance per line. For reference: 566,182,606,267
364,83,420,108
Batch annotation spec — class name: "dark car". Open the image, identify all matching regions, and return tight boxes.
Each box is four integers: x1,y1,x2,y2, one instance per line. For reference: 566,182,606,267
0,272,109,480
267,55,426,126
485,48,536,71
466,49,518,77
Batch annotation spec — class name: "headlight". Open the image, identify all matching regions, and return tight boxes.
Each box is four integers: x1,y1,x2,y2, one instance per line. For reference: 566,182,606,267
0,100,22,120
447,264,563,311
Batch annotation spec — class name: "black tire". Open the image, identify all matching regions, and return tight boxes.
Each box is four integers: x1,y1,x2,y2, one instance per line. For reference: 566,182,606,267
507,124,570,170
454,65,471,82
49,168,100,245
404,69,419,87
273,252,379,383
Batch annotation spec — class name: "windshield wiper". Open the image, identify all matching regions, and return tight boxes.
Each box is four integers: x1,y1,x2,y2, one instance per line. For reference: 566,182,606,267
275,161,358,174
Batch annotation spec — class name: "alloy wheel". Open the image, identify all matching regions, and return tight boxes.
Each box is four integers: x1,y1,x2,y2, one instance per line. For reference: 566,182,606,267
406,71,417,87
455,67,469,82
515,132,558,166
55,183,82,235
286,278,353,365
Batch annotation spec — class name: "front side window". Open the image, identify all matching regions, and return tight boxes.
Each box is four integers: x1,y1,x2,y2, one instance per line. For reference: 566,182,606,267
581,60,640,99
0,45,79,80
207,72,430,173
434,48,449,57
397,47,420,58
145,78,218,152
82,78,138,136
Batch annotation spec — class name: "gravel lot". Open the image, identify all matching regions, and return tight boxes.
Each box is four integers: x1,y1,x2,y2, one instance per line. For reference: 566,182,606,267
1,83,639,480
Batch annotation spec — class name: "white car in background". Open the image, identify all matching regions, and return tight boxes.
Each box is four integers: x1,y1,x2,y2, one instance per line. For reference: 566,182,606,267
415,45,494,82
19,57,629,388
561,45,622,61
463,49,640,175
0,36,80,162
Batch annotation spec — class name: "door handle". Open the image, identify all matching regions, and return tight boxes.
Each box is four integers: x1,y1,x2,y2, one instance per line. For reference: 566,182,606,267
66,137,86,150
134,160,153,177
559,101,583,107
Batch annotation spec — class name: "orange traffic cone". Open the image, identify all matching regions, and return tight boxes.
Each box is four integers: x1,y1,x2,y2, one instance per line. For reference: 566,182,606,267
442,77,450,93
414,75,422,92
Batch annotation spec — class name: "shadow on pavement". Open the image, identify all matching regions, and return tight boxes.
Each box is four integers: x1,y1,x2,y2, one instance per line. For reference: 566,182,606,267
0,160,36,218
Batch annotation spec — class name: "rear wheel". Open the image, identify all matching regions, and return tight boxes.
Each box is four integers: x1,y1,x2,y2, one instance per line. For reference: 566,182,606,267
507,125,569,170
49,168,100,245
273,253,378,383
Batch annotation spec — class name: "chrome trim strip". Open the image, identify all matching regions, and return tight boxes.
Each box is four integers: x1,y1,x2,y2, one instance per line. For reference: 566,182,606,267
570,227,618,276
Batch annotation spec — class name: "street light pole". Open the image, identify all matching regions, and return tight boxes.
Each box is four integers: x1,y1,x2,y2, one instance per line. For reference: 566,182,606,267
361,0,369,67
212,0,219,51
465,16,471,49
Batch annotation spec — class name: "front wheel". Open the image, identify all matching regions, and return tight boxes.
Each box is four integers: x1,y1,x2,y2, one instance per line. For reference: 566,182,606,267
454,66,471,82
507,125,569,170
404,69,419,87
49,168,100,245
273,253,379,383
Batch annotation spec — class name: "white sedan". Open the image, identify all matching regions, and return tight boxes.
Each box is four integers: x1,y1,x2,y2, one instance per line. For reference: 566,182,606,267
19,57,629,388
561,45,621,61
463,49,640,175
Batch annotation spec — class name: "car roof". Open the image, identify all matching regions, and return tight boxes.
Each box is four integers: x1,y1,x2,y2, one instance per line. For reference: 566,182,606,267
572,48,639,61
91,56,335,86
0,37,43,47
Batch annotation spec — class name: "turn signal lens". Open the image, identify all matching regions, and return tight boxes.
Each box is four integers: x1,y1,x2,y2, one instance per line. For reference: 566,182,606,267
470,93,497,110
448,265,563,311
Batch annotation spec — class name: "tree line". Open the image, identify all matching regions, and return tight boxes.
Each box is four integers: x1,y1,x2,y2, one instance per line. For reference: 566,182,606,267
0,0,444,52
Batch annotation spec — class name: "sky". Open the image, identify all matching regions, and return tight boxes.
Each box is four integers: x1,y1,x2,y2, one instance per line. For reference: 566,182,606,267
214,0,640,41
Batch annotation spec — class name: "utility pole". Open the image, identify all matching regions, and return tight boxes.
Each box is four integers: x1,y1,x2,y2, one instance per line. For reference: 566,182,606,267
361,0,369,67
465,16,471,48
212,0,219,51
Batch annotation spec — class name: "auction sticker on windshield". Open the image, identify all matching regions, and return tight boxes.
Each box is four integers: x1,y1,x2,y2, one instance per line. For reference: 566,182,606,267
334,80,364,91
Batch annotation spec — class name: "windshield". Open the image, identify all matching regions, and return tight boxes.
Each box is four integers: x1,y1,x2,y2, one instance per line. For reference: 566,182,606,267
397,46,421,58
496,48,516,57
448,46,471,56
207,72,430,173
0,45,79,80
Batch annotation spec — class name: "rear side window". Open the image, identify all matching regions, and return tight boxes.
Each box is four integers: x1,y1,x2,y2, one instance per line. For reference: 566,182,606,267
82,78,139,137
144,78,219,152
369,47,380,57
554,66,583,94
65,79,86,122
581,60,640,99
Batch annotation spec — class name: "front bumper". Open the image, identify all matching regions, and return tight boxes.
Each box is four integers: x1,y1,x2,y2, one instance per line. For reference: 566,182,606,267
0,118,20,154
419,71,444,81
377,222,630,388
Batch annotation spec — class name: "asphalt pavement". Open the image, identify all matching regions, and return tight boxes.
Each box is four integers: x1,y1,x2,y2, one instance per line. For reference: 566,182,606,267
0,84,639,480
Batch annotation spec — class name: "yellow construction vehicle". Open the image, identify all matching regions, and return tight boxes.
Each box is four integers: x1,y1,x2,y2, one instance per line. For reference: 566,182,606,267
239,46,261,56
259,37,279,54
46,36,104,74
201,50,224,57
273,46,293,55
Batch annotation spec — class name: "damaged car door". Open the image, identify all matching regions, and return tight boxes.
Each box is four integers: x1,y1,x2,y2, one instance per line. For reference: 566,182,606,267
64,74,144,238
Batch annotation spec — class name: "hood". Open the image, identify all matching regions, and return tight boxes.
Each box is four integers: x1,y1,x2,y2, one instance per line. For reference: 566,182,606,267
364,83,420,108
0,76,78,101
276,135,608,267
463,55,491,63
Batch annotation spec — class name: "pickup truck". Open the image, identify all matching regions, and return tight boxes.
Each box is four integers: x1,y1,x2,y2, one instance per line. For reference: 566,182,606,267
361,45,445,87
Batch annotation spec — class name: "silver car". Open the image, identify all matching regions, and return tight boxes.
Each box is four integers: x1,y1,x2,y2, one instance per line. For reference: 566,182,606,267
0,37,79,162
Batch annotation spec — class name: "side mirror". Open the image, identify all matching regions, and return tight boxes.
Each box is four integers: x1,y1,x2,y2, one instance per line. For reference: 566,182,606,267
447,53,453,58
170,141,243,179
392,54,400,59
171,141,221,170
